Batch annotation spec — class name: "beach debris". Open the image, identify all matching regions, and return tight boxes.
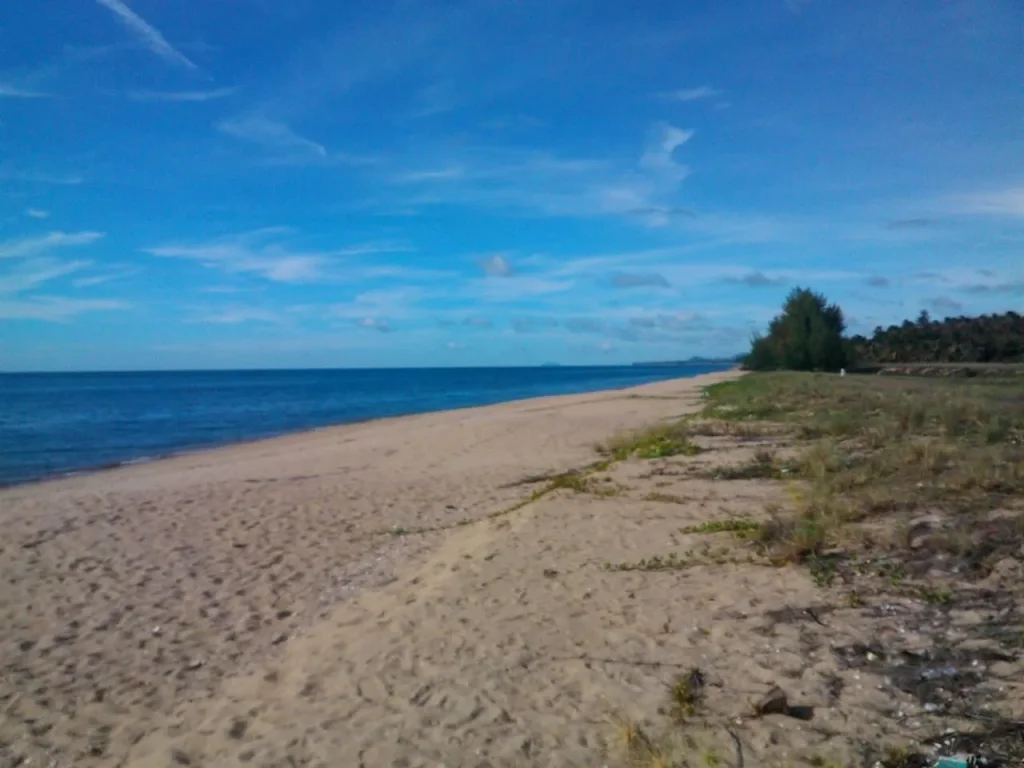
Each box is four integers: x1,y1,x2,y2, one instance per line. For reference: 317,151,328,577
185,659,203,671
931,756,974,768
151,625,162,636
754,685,789,716
227,718,248,739
752,685,816,720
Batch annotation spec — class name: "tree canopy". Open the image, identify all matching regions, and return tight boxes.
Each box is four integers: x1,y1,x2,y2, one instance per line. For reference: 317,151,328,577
850,311,1024,364
743,288,1023,370
744,287,848,371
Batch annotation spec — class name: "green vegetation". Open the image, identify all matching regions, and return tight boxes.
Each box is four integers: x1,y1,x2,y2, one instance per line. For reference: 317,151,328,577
701,372,1024,567
601,423,702,461
667,669,705,723
679,518,761,536
745,287,849,372
851,310,1024,364
743,287,1022,371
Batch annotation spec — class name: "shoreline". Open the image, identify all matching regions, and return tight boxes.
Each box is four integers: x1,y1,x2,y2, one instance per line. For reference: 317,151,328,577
1,369,745,768
1,365,735,491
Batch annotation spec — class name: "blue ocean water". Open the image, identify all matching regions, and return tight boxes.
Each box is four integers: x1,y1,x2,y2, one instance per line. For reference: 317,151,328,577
0,365,732,487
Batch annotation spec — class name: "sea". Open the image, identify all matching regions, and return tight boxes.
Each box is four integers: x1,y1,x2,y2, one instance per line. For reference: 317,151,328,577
0,364,732,487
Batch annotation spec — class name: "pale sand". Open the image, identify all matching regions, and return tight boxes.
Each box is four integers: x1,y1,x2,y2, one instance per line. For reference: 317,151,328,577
2,370,1016,767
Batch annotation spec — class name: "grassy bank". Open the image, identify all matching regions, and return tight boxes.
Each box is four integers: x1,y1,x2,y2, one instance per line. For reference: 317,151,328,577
699,372,1024,572
598,372,1024,768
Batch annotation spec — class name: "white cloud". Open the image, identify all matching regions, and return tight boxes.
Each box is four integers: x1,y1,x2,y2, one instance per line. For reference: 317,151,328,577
95,0,199,71
948,184,1024,217
0,296,128,321
0,231,104,259
472,276,575,303
145,230,409,284
0,84,49,99
0,259,91,294
0,168,84,185
397,167,466,183
639,123,693,183
391,133,696,227
193,307,285,325
25,208,49,219
357,317,393,332
129,88,236,102
218,116,327,158
477,254,513,277
71,267,138,288
659,86,721,102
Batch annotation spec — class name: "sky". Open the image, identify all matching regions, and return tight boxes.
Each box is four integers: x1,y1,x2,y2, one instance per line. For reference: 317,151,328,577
1,0,1022,371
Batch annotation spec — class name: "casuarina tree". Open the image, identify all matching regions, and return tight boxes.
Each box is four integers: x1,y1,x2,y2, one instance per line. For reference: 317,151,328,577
745,287,849,371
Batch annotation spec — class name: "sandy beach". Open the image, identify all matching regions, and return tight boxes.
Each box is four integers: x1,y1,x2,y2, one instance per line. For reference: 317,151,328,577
4,368,1015,768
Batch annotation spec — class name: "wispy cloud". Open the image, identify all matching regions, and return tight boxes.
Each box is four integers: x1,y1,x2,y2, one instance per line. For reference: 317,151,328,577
129,87,236,102
927,296,964,314
658,86,722,102
477,254,513,277
947,184,1024,217
396,167,466,183
0,168,84,186
72,267,139,288
462,316,492,328
865,275,891,288
357,317,393,333
722,270,783,287
0,259,91,295
25,208,49,219
962,281,1024,295
512,317,558,334
0,232,124,322
0,231,104,259
392,126,699,229
0,84,49,99
609,272,671,289
887,218,932,230
95,0,199,72
193,307,286,325
563,317,606,334
639,123,693,183
0,296,129,322
145,230,412,284
218,116,326,158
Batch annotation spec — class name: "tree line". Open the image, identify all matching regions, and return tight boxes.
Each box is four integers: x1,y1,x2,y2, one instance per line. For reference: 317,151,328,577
743,288,1024,371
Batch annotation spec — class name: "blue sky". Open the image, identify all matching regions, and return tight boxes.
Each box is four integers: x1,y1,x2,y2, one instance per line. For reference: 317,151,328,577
1,0,1022,371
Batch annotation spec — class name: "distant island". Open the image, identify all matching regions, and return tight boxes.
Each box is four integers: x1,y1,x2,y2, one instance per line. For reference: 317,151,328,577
633,355,742,367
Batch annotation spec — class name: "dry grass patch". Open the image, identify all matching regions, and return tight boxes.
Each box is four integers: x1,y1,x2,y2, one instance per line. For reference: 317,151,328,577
699,373,1024,572
600,423,702,461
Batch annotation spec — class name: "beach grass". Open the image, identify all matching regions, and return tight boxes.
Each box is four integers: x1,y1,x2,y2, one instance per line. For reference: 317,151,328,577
698,372,1024,568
